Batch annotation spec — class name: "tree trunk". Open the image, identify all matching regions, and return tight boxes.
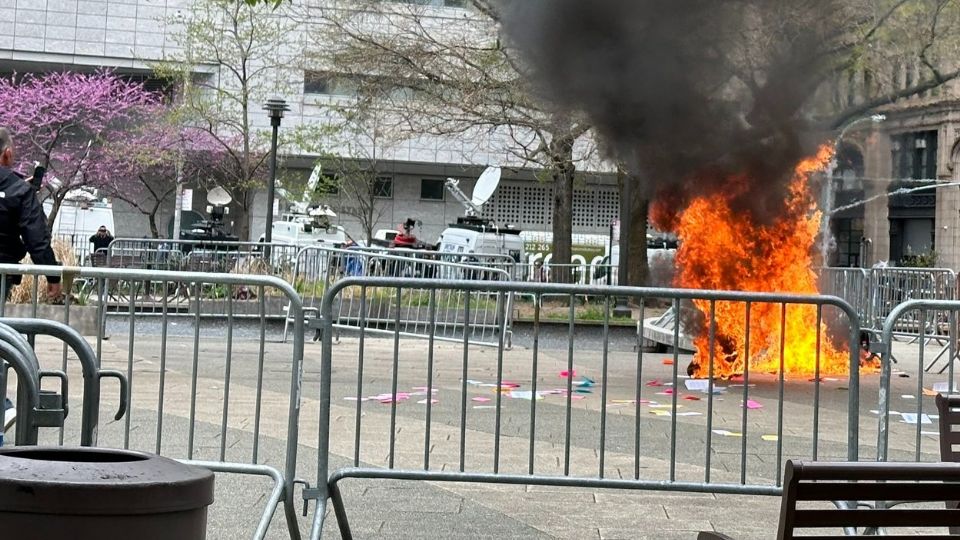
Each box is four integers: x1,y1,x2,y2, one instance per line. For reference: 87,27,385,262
233,203,251,241
45,191,65,234
550,136,576,284
147,211,161,239
228,188,253,241
627,193,649,287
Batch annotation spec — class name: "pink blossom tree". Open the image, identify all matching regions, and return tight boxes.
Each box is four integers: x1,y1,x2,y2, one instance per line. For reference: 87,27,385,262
0,70,160,230
100,114,225,238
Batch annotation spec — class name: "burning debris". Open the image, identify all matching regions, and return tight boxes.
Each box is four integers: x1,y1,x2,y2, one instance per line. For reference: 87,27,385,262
502,0,869,378
652,146,848,378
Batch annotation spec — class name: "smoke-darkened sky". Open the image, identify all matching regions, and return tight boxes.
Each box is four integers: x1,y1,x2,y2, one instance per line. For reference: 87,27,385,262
501,0,838,223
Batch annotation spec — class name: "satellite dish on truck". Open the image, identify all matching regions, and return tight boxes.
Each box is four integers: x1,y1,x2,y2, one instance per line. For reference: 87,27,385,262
471,167,501,207
446,166,501,216
207,187,233,207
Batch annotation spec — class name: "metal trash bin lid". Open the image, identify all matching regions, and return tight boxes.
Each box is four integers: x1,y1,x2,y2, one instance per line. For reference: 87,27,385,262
0,447,214,515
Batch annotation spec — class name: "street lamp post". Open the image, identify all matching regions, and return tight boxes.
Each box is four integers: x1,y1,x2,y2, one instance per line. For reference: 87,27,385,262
263,98,290,259
819,113,885,267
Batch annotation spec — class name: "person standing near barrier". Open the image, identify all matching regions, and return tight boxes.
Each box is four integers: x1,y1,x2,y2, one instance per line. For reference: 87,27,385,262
0,127,61,301
89,225,113,254
0,127,61,440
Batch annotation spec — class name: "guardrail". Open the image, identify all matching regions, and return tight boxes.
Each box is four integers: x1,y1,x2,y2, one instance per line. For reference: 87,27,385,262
876,299,960,463
0,263,306,539
306,278,863,539
819,267,958,342
294,246,514,347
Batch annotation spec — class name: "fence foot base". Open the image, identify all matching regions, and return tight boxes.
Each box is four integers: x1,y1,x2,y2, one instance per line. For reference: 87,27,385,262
330,479,353,540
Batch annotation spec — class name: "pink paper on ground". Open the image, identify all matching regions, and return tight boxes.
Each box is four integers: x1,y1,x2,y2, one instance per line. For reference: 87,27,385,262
646,379,663,387
744,399,763,409
560,370,576,378
472,397,491,403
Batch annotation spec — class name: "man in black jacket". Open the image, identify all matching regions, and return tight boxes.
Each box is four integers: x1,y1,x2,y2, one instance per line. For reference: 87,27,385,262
0,128,61,301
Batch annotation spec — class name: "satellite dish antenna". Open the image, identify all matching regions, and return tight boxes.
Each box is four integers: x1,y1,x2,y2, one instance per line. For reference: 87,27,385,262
471,166,501,207
445,166,502,217
309,205,337,218
207,187,233,206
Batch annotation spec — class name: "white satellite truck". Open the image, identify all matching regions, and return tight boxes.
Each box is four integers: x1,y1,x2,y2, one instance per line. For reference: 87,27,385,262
257,165,348,248
437,166,525,265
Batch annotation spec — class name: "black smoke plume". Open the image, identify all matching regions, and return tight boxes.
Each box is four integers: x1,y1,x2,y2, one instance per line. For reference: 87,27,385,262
501,0,839,223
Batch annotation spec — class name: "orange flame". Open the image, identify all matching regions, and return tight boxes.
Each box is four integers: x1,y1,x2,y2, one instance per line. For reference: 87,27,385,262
652,145,851,378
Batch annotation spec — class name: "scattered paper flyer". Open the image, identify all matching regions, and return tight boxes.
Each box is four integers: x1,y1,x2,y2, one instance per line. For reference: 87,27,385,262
934,382,957,393
685,379,726,394
761,435,778,442
712,429,742,437
900,413,932,425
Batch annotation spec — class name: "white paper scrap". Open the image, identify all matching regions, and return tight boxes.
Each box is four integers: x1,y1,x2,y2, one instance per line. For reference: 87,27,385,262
900,413,932,425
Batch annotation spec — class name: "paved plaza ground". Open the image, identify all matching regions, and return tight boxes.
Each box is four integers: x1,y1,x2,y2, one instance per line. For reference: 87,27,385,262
9,319,951,539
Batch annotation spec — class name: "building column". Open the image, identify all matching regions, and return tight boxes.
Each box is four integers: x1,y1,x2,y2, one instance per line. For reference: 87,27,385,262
935,184,960,270
862,132,891,265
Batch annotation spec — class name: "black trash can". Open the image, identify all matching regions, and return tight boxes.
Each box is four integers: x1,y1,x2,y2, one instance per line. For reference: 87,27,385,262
0,447,214,539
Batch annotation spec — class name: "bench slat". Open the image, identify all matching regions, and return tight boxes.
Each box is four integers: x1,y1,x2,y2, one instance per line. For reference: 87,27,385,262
795,482,960,501
789,461,960,481
797,536,955,540
794,508,960,528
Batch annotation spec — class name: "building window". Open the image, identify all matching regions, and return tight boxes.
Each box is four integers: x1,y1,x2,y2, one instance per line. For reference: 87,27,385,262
420,178,445,201
833,218,863,267
374,177,393,199
304,71,357,96
891,131,937,181
316,173,340,196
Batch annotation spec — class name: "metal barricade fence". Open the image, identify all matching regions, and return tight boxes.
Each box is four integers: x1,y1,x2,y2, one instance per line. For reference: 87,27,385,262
94,239,302,319
346,246,522,280
306,279,863,539
818,267,870,324
535,262,617,285
294,246,514,347
867,267,957,337
106,238,302,273
876,299,960,463
0,318,127,447
0,263,307,539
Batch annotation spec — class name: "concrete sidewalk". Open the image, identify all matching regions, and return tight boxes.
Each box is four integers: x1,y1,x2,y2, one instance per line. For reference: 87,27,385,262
12,329,948,539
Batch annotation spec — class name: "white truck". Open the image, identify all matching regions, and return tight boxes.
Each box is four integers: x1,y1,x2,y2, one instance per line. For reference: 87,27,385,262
436,167,526,269
263,211,348,248
593,241,677,287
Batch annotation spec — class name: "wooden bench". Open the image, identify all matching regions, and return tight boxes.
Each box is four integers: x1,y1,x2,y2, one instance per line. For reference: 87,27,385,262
938,392,960,535
699,460,960,539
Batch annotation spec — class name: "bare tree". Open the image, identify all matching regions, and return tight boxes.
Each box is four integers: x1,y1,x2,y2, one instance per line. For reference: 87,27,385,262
308,0,597,282
158,0,301,240
292,92,403,244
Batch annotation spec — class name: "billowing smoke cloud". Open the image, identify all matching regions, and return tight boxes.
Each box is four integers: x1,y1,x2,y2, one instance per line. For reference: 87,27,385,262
501,0,839,223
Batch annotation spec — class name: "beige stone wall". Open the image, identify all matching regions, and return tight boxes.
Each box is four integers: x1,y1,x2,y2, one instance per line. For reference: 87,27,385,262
935,184,960,269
